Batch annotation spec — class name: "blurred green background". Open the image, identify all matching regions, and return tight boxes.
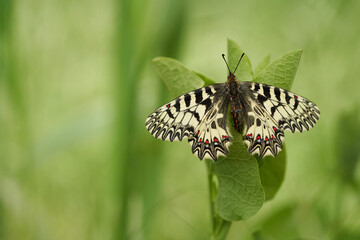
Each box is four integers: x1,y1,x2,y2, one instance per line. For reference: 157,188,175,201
1,0,360,239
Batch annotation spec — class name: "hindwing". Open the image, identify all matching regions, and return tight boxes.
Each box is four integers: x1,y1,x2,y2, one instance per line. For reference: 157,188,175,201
245,82,320,132
242,100,285,157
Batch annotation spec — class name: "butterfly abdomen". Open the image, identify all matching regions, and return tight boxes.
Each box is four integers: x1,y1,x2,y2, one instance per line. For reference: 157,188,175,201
227,80,251,134
229,97,244,133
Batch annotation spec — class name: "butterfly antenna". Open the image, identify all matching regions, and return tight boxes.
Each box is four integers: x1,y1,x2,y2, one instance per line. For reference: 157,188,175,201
222,54,231,73
233,53,245,74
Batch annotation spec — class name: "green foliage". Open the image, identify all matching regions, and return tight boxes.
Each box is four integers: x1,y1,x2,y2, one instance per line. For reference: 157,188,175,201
254,55,271,77
254,204,300,239
152,39,303,238
335,104,360,187
213,130,264,221
258,149,286,201
153,57,204,96
253,49,302,91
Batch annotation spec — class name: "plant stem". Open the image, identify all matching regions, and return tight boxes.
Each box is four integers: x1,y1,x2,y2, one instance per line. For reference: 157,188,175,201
205,160,232,240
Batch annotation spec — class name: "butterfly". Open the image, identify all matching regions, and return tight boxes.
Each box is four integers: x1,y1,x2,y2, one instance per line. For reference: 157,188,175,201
145,53,320,160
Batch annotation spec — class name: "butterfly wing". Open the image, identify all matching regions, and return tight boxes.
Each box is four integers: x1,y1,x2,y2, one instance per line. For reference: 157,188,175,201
242,100,285,158
240,81,320,157
145,84,231,160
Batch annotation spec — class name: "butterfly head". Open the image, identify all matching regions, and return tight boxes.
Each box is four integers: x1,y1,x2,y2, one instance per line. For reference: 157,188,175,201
227,72,237,81
222,53,245,82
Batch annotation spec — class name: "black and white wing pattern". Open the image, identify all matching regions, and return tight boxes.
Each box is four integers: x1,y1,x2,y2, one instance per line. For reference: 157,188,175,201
240,81,320,157
145,84,231,160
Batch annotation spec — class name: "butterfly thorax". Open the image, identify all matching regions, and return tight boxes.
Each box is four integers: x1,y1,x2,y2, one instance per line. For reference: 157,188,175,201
226,73,239,94
226,73,247,133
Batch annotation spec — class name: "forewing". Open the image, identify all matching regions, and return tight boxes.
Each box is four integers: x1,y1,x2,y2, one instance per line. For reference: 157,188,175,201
145,84,231,160
243,82,320,133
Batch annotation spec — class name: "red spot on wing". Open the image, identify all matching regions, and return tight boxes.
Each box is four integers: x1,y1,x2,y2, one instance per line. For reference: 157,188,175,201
294,95,298,99
214,138,218,142
205,140,209,144
256,135,261,140
166,104,170,108
273,126,277,131
199,138,202,143
271,135,275,139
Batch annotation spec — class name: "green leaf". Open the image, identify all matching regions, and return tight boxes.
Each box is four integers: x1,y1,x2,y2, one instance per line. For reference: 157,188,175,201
152,57,204,96
258,145,286,201
253,50,302,90
214,115,265,221
254,54,271,77
227,39,253,81
193,71,217,86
